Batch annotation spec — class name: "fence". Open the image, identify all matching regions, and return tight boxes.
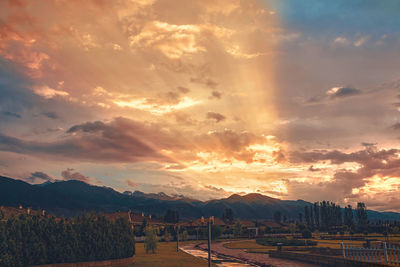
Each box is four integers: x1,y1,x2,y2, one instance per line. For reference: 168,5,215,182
341,242,400,265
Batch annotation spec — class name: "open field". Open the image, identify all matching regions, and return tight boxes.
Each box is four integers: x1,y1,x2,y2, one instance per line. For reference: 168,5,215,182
223,234,400,252
223,239,274,253
126,242,217,267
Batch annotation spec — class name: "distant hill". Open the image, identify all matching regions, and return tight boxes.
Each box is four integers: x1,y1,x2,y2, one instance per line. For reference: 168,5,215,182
1,176,400,221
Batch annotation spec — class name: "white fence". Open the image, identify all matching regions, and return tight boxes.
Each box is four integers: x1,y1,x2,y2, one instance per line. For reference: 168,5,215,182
341,242,400,265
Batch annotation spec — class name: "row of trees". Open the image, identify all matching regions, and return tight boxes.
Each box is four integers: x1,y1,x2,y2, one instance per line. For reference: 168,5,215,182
0,213,135,267
300,201,368,230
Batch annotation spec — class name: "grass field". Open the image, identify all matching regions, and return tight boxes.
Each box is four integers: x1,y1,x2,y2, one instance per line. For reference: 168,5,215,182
222,234,400,252
126,242,217,267
223,240,274,253
128,235,400,266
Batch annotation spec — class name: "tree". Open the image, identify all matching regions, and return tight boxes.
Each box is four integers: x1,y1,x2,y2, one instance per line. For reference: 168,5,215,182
356,202,368,229
211,226,222,240
164,230,171,243
273,211,281,224
302,229,312,239
310,207,314,228
289,223,297,236
392,226,399,235
304,206,310,227
344,205,354,227
164,210,179,223
182,230,188,241
313,202,320,229
233,221,243,237
139,218,148,236
144,226,158,254
298,213,303,223
222,208,234,224
0,212,135,266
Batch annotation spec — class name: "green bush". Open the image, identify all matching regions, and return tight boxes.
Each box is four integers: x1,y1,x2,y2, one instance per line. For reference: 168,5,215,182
256,238,317,247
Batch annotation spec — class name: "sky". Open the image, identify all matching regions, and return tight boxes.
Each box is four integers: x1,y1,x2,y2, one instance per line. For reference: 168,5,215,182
1,0,400,212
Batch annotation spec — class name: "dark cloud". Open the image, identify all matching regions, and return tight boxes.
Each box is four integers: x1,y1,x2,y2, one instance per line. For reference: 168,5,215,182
390,122,400,130
361,142,377,147
61,168,91,183
307,86,362,103
308,165,321,172
177,86,190,94
2,111,21,118
42,111,59,119
392,102,400,108
0,59,36,114
327,87,361,99
209,90,222,99
126,179,139,188
272,149,286,163
0,120,163,163
190,76,218,89
67,121,107,134
195,129,265,163
27,171,54,183
0,116,269,164
206,112,226,122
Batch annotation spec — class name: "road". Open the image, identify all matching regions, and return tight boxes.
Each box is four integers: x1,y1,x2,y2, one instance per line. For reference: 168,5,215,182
191,240,321,267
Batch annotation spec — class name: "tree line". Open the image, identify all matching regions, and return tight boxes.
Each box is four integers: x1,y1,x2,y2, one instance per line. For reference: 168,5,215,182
0,212,135,267
273,201,369,231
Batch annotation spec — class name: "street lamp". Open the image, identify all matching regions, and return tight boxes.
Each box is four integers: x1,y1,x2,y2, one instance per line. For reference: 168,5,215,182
208,216,214,267
174,224,180,252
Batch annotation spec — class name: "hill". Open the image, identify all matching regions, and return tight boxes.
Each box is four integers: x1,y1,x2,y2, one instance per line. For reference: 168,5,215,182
1,176,400,221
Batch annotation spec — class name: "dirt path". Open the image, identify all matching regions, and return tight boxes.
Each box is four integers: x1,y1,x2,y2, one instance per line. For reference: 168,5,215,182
195,240,321,267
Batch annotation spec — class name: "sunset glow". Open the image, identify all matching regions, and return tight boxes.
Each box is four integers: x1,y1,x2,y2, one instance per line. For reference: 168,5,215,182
1,0,400,212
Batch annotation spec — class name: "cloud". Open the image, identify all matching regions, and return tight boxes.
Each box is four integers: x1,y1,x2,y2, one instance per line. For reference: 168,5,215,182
206,112,226,122
42,112,59,119
61,168,91,183
190,76,219,89
2,111,21,118
0,59,37,114
32,85,69,99
27,171,54,183
308,165,321,172
209,90,222,99
0,117,272,166
136,182,232,201
326,86,361,99
286,146,400,209
390,122,400,130
129,21,206,59
126,179,139,188
177,86,190,94
307,86,362,104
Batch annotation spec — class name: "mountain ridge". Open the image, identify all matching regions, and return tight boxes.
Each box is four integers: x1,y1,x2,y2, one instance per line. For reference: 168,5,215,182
1,176,399,221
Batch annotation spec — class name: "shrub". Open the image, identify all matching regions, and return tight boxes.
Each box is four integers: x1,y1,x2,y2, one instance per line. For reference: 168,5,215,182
256,238,317,247
144,226,158,254
302,229,312,239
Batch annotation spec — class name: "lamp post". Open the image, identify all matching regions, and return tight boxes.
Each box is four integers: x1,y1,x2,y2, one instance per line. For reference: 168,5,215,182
175,224,180,252
208,216,214,267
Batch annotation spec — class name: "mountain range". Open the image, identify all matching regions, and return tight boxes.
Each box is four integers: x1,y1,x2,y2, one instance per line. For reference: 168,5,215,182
1,176,399,221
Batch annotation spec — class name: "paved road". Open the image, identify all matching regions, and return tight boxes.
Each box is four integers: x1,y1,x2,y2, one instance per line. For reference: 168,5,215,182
195,240,321,267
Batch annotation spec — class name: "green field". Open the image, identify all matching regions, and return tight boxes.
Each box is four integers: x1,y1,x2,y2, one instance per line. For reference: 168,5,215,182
223,234,400,253
126,242,217,267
